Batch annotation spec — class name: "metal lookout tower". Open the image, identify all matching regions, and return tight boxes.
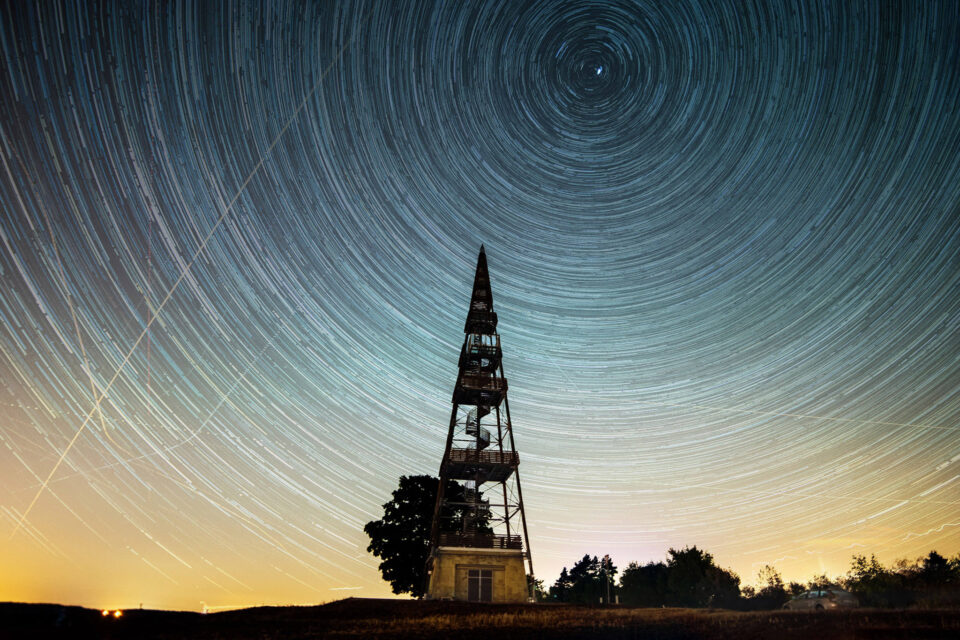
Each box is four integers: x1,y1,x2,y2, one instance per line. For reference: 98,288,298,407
426,246,534,603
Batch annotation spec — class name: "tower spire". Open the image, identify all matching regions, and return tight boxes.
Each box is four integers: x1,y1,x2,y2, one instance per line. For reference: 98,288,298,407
469,245,493,312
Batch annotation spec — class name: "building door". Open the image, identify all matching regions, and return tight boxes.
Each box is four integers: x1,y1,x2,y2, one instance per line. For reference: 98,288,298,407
467,569,493,602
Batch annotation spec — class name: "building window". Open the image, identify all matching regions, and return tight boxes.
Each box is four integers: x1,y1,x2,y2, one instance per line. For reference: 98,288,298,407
467,569,492,602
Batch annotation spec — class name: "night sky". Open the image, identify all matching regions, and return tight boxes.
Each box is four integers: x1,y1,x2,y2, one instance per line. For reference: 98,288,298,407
1,0,959,612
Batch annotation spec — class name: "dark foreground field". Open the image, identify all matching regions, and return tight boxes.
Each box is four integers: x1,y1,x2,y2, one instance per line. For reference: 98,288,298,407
3,598,960,640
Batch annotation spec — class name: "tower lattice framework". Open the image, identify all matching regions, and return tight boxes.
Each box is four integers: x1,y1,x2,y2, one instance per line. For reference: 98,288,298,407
426,246,534,602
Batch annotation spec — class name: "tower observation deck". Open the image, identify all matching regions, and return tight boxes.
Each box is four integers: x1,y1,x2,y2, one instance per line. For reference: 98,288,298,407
425,246,534,602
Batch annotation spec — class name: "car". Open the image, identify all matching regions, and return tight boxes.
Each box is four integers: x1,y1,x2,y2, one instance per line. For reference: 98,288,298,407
782,589,859,610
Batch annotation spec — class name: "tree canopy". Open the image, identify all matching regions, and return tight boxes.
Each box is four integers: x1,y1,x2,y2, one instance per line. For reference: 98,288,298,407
843,551,960,607
748,565,789,609
549,554,619,604
619,561,669,606
363,475,486,598
664,546,741,607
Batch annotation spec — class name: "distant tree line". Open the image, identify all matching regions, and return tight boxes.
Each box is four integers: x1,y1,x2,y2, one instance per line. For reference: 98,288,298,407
740,551,960,609
548,546,741,607
546,548,960,609
834,551,957,608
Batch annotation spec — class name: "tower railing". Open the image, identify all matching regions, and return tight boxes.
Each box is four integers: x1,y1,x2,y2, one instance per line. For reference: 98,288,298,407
465,334,501,357
438,532,523,550
457,374,507,392
453,374,508,405
464,310,498,333
447,448,518,466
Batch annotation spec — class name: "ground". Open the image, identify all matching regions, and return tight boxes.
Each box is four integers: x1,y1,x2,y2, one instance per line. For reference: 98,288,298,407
3,598,959,639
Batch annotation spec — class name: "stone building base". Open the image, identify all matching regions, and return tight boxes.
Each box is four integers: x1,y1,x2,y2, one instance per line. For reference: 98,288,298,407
426,547,528,603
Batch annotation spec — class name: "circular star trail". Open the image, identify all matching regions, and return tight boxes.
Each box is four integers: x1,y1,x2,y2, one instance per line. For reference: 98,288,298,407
1,1,959,609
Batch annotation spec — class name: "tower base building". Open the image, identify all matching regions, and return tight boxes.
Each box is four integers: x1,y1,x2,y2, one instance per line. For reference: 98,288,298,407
427,547,527,603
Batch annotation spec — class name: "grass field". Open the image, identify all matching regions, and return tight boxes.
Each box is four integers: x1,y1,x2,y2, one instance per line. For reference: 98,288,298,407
4,598,960,639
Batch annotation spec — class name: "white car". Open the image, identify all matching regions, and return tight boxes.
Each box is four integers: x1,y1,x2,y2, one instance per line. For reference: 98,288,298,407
782,589,859,610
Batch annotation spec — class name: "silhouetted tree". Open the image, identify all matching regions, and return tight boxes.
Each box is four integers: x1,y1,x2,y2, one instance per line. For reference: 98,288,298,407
548,554,619,604
549,567,573,602
847,555,888,592
665,546,740,607
807,573,840,590
752,565,789,609
600,555,618,604
919,551,953,587
528,574,546,601
364,475,487,598
568,554,603,604
845,553,913,607
917,551,960,607
707,563,743,608
619,561,670,606
842,550,960,608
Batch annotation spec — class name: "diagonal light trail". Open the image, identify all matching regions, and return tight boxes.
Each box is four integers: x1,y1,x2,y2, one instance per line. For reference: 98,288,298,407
8,8,374,540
